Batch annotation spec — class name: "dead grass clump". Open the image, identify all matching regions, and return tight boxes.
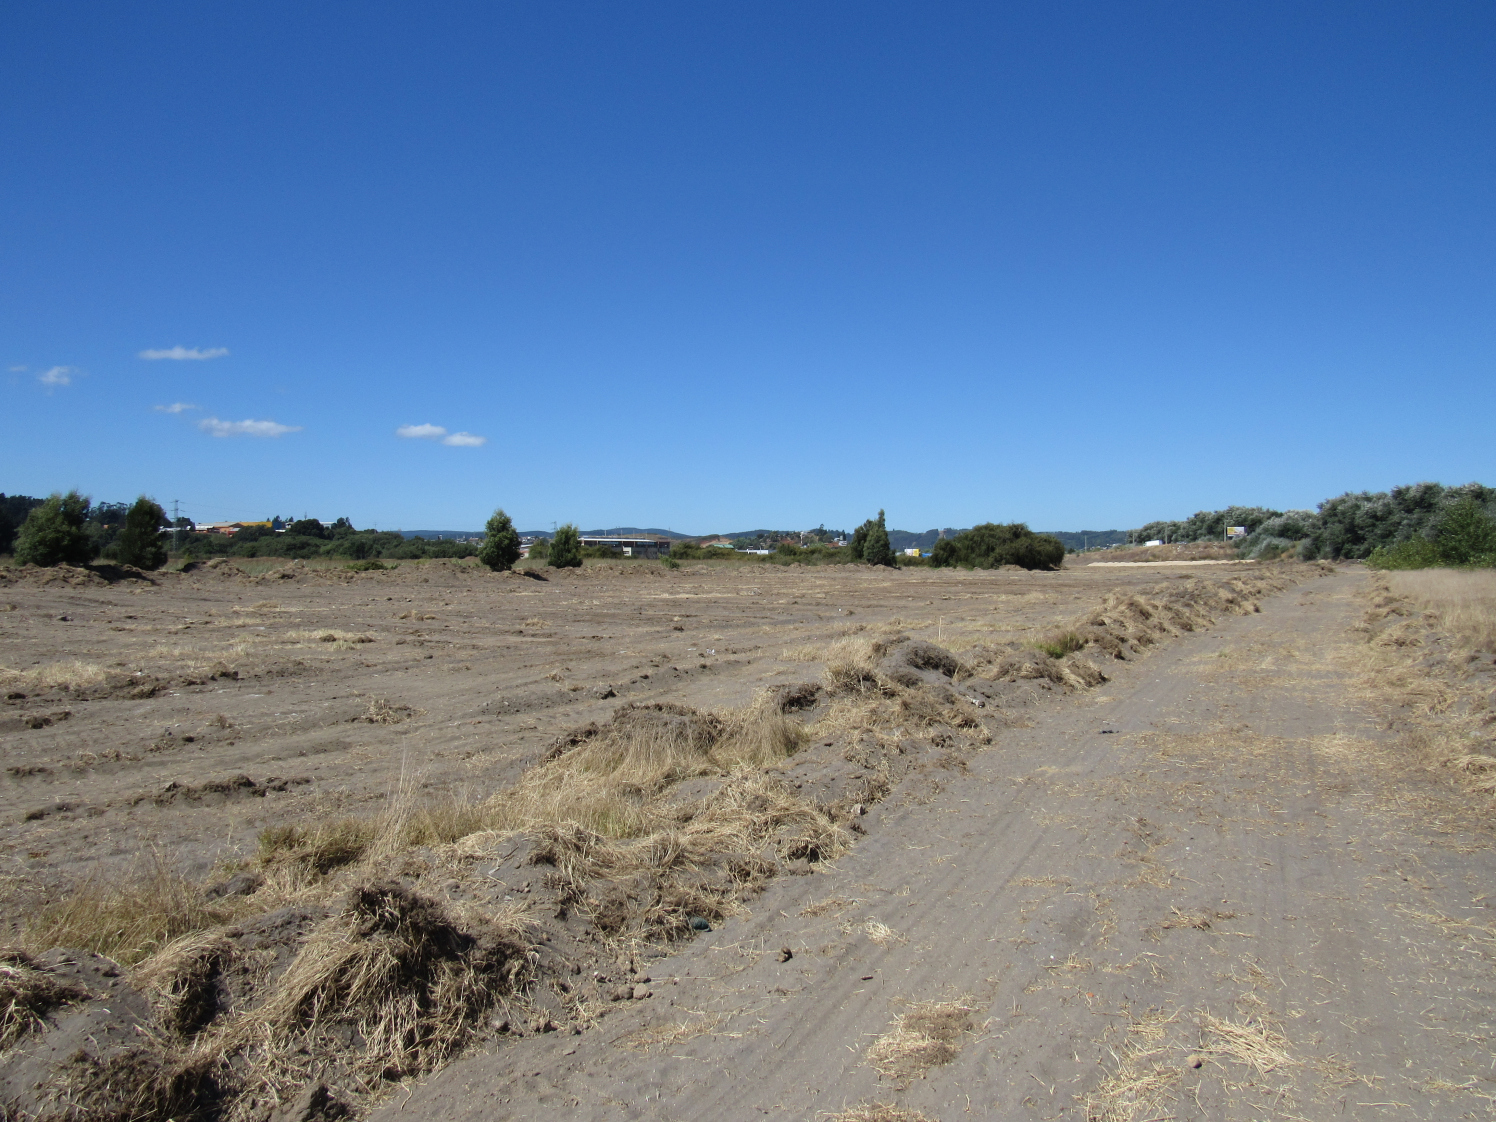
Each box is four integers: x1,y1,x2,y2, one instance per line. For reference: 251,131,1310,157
0,948,90,1049
258,818,379,875
55,1045,219,1122
0,658,109,693
866,997,974,1085
24,857,234,966
823,636,887,694
287,629,376,649
823,1106,939,1122
218,881,529,1086
361,696,422,724
1200,1012,1293,1074
132,930,235,1038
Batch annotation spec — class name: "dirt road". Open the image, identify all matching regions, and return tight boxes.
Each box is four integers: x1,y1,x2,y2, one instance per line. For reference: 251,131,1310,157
379,569,1496,1121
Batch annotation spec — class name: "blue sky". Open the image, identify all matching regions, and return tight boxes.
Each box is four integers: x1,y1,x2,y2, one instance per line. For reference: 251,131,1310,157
3,2,1492,533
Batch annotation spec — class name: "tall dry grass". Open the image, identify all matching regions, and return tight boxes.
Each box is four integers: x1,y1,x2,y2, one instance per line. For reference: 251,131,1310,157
23,856,239,966
1387,569,1496,653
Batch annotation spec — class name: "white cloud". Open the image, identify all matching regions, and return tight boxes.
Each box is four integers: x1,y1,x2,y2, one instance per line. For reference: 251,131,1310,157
154,402,198,414
9,365,26,372
38,366,74,387
198,416,301,438
396,422,485,447
139,346,229,361
397,423,448,440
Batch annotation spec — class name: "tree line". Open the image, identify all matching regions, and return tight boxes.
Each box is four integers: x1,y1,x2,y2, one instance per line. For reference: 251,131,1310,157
3,494,1071,575
1130,481,1496,566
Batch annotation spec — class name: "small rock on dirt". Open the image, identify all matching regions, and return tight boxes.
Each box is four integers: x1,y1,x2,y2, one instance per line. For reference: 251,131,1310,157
778,946,793,962
631,984,653,1000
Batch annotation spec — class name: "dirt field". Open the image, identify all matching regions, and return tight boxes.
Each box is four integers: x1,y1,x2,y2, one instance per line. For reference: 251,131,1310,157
3,555,1492,1120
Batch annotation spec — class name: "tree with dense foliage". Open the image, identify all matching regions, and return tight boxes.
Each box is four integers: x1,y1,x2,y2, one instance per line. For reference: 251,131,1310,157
14,491,96,567
862,510,896,567
285,518,328,539
477,508,522,571
548,523,582,568
929,522,1065,571
1435,497,1496,565
114,497,169,570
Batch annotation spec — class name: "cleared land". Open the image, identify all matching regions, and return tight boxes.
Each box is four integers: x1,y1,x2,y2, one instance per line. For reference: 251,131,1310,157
1,556,1492,1121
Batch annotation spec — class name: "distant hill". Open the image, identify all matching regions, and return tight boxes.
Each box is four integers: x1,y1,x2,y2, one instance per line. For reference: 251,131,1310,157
1037,530,1128,551
395,525,1127,550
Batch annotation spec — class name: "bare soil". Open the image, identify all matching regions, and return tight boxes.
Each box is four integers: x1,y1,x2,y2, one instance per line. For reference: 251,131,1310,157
5,557,1486,1120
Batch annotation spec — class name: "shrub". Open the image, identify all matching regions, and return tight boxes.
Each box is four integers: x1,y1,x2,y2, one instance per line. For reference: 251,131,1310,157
929,522,1064,571
477,508,522,571
14,491,95,567
346,559,394,571
114,497,169,570
1367,539,1442,570
549,523,582,568
1436,498,1496,566
1033,631,1085,658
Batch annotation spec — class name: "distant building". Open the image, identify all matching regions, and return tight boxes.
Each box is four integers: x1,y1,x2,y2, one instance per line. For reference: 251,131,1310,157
579,534,673,559
1145,539,1163,547
902,547,921,557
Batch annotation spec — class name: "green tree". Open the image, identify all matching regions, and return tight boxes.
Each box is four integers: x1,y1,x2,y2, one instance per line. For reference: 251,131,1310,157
848,519,872,561
1436,498,1496,565
862,509,896,567
548,523,583,568
286,518,328,539
114,497,169,570
14,491,96,567
477,508,522,571
529,537,550,561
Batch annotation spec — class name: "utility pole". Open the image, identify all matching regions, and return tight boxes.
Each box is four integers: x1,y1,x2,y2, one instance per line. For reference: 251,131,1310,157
172,499,182,552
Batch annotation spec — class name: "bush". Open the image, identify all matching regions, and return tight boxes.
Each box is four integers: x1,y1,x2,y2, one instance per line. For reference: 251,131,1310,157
528,537,550,561
346,559,395,571
114,497,169,570
549,524,583,568
14,491,96,567
1436,498,1496,566
928,523,1064,571
477,508,522,571
1366,539,1442,570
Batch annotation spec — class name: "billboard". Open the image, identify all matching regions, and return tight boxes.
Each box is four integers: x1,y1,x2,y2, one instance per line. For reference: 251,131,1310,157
1226,526,1247,539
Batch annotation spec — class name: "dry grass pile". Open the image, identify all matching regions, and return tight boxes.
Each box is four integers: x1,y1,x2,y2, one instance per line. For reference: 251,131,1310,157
210,881,529,1092
505,698,808,839
1061,574,1292,661
505,700,840,939
361,696,422,724
24,858,238,967
866,997,974,1086
0,657,109,693
823,1106,939,1122
0,949,90,1050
